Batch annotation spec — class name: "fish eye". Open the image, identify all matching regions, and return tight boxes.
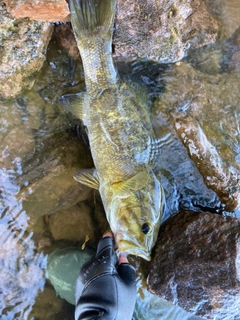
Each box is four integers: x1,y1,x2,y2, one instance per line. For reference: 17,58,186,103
141,223,151,234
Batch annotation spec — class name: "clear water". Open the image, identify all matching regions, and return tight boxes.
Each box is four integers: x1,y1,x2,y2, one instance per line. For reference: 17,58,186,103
0,0,240,319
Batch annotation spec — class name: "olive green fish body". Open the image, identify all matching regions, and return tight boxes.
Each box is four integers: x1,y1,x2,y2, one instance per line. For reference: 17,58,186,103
62,0,164,260
86,87,154,181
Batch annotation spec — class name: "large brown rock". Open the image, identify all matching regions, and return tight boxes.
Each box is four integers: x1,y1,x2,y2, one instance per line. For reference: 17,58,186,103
18,132,93,218
0,1,53,99
148,210,240,319
152,61,240,212
48,202,96,244
114,0,219,62
4,0,70,22
49,0,219,63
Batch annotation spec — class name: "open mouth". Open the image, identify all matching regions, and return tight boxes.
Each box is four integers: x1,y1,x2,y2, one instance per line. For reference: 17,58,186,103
117,239,151,261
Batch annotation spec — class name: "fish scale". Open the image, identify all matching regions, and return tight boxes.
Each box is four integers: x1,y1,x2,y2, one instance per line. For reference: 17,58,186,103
60,0,164,260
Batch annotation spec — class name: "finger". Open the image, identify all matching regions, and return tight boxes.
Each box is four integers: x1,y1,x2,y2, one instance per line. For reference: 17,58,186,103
103,231,114,238
118,253,129,265
117,263,136,286
96,235,115,255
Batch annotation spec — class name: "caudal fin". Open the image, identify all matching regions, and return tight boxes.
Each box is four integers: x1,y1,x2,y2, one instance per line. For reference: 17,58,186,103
69,0,116,39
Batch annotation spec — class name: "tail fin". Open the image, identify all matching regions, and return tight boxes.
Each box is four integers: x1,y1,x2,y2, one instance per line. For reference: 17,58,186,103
69,0,116,39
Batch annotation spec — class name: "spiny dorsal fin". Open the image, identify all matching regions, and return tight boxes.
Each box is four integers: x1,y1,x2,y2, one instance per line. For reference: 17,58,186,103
59,92,84,119
70,0,116,39
74,168,99,190
112,172,149,198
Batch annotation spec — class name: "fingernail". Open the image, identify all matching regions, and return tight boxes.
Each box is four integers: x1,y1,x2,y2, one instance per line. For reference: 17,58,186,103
118,253,129,265
103,231,114,238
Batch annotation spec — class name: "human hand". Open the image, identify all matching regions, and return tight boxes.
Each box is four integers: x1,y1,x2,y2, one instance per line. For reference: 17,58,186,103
75,232,137,320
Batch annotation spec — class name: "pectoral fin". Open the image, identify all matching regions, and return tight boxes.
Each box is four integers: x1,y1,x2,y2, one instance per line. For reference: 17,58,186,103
112,172,149,198
59,92,85,119
74,168,99,190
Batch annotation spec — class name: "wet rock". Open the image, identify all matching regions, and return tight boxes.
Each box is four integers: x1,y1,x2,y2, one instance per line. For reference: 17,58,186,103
53,23,81,60
153,62,240,212
18,132,93,218
46,247,95,305
29,286,74,320
148,210,240,319
174,116,240,212
229,51,240,73
4,0,70,22
0,1,53,99
206,0,240,39
114,0,219,62
48,202,96,244
49,0,218,63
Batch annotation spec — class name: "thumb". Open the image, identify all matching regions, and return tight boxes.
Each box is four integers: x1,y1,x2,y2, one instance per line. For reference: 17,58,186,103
117,263,136,286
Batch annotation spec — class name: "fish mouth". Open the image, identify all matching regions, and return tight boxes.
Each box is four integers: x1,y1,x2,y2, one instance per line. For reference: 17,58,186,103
117,239,151,261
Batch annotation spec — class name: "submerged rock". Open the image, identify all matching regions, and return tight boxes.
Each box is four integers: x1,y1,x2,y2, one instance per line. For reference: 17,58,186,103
153,61,240,212
206,0,240,39
18,131,93,218
47,247,94,305
0,1,53,99
48,202,96,244
29,286,74,320
148,210,240,319
4,0,70,22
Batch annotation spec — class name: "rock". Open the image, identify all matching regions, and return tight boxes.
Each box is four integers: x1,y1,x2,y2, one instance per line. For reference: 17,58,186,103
148,210,240,319
29,286,72,320
152,62,240,212
174,115,240,212
4,0,70,22
0,1,53,99
114,0,219,62
48,202,96,244
46,247,95,305
229,51,240,73
206,0,240,39
18,132,93,218
53,23,81,60
127,256,203,320
48,0,218,63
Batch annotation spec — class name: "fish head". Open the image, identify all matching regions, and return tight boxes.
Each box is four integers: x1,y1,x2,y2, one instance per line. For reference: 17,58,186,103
109,170,164,261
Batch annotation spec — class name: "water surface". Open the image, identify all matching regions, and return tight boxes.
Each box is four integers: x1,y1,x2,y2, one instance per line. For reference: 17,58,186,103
0,0,240,319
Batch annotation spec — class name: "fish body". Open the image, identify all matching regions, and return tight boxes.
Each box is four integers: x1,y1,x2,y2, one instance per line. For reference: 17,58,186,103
61,0,164,260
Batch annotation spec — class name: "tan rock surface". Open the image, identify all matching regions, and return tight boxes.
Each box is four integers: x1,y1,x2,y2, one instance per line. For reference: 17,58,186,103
4,0,70,22
0,1,53,99
48,202,96,244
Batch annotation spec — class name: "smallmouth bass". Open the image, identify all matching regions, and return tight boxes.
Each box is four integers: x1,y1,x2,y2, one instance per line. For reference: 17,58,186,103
60,0,164,261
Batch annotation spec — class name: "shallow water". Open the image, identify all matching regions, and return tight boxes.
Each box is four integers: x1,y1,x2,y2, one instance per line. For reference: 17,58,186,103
0,0,240,319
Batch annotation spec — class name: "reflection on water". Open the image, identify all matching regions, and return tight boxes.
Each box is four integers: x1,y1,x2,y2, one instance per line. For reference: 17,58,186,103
0,0,240,319
0,163,46,319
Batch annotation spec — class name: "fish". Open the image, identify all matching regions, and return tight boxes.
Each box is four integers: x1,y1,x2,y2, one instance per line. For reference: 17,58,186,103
60,0,164,261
